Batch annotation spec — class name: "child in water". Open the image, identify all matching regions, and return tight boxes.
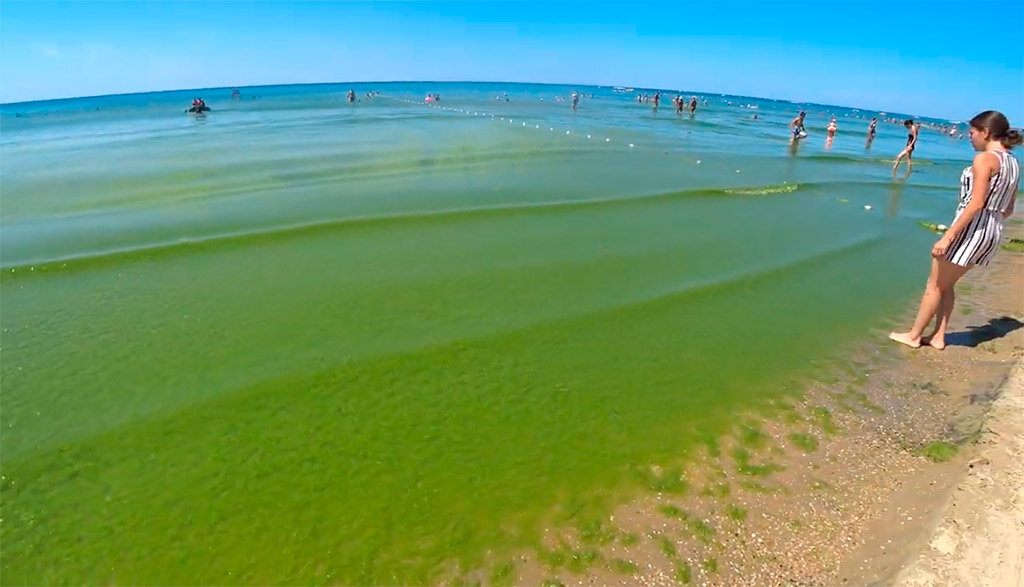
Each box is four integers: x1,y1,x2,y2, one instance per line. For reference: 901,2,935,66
790,111,807,141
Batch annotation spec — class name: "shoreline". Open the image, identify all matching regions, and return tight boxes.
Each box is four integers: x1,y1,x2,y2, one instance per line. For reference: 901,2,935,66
2,83,1017,583
484,218,1024,587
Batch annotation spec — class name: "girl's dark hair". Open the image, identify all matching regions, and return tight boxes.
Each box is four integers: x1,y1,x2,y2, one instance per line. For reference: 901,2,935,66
970,110,1023,149
904,119,914,127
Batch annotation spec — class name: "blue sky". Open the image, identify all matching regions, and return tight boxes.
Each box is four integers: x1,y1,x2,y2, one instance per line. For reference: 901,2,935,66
2,1,1021,120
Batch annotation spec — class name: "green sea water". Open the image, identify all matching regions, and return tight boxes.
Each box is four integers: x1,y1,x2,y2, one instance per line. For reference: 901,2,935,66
0,82,972,584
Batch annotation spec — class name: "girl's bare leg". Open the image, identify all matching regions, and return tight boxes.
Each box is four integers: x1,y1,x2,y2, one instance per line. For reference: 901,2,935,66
923,278,961,350
890,258,970,348
892,149,907,175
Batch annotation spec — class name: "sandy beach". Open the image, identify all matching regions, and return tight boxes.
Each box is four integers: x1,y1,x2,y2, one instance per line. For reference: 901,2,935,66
895,359,1024,587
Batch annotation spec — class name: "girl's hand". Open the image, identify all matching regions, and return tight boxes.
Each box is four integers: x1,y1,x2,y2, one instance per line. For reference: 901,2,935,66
932,238,951,257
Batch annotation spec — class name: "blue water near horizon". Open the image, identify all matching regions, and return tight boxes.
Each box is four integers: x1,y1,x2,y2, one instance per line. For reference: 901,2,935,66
0,80,959,123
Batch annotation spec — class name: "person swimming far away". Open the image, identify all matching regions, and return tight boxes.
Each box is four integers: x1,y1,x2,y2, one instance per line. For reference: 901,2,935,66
186,98,209,113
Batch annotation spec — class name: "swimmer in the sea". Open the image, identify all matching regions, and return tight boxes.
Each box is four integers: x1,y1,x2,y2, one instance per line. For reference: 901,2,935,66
653,92,660,110
348,90,356,103
893,118,920,176
790,111,807,142
688,96,698,115
186,98,209,113
571,91,579,112
827,116,837,137
868,117,878,138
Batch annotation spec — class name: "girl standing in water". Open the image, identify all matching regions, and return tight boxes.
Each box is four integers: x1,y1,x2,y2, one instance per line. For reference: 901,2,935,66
892,119,920,176
889,111,1020,350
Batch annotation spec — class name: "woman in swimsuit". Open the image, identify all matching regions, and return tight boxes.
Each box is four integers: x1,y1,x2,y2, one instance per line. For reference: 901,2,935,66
893,119,919,176
827,116,837,137
889,110,1020,350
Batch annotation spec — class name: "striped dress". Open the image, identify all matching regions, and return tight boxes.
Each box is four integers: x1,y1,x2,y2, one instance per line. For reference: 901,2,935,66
945,149,1020,267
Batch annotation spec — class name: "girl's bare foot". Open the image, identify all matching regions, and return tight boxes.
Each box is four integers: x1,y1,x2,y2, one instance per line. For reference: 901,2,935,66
888,331,921,348
921,335,947,350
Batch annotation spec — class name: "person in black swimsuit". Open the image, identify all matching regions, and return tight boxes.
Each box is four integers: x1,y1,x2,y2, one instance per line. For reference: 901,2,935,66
893,119,919,176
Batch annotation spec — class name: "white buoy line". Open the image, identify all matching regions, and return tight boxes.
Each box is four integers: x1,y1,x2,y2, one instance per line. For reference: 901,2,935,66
381,95,877,213
388,94,633,148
